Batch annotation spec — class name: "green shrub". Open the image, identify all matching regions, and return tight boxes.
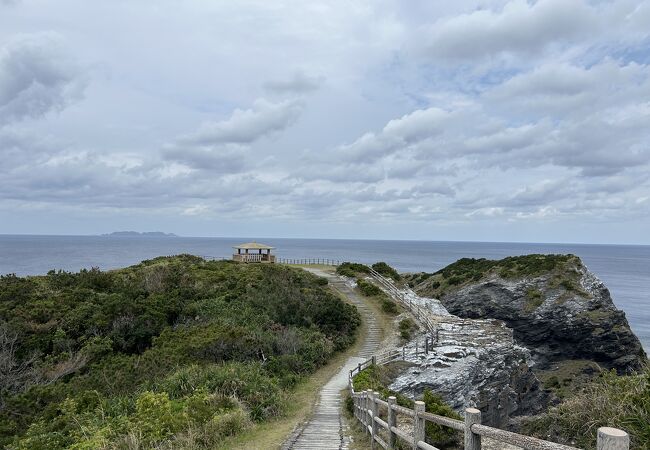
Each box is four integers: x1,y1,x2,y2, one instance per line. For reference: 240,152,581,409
398,318,417,340
525,367,650,448
422,390,461,448
336,262,371,277
371,262,401,281
352,368,460,448
381,299,398,314
205,408,251,438
344,395,354,416
356,278,382,296
525,288,544,312
0,256,361,448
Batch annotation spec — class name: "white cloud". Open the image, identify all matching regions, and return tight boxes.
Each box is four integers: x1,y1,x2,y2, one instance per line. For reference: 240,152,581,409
0,33,86,126
1,1,650,242
420,0,599,60
175,98,303,146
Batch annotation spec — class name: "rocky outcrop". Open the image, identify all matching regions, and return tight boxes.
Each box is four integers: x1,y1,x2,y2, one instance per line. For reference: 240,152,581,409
362,279,549,428
410,255,646,374
389,317,549,428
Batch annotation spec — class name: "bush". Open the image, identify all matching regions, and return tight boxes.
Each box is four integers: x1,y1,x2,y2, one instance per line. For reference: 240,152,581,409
525,367,650,448
351,367,460,448
399,318,417,340
371,262,401,281
381,299,398,314
356,278,382,297
336,262,371,277
422,390,461,448
205,408,251,438
0,257,361,448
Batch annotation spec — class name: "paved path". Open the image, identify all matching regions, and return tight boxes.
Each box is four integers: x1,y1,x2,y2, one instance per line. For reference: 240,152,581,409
282,270,382,450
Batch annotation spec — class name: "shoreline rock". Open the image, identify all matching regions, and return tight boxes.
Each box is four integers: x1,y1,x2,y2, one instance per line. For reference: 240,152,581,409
412,257,646,373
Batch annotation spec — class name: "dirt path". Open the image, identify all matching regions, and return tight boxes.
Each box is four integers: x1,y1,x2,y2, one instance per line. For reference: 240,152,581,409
282,270,382,450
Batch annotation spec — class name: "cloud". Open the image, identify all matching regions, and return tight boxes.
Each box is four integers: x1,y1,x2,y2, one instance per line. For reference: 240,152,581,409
0,33,87,126
163,97,304,171
264,71,324,94
420,0,599,60
174,98,303,146
161,145,247,172
1,1,650,240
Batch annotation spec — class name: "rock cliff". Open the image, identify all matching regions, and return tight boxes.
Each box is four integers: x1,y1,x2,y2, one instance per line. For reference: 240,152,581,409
406,254,646,373
388,316,549,428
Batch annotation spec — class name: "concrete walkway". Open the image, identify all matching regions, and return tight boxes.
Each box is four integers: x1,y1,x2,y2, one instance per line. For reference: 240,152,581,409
282,271,382,450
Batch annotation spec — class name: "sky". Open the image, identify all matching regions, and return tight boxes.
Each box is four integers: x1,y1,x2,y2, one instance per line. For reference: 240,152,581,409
1,0,650,244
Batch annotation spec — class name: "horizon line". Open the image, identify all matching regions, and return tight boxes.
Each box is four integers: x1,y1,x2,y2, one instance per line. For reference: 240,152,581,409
1,233,649,248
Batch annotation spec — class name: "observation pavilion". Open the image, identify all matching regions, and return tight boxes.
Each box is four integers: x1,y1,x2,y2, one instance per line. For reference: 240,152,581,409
232,242,276,263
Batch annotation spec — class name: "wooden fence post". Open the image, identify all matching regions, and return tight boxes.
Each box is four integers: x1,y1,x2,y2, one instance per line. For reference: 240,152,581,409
413,400,425,450
464,408,481,450
387,396,397,449
366,390,373,434
371,391,379,449
597,427,629,450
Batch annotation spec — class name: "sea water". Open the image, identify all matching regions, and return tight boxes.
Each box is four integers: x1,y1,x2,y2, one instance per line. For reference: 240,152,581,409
1,235,648,350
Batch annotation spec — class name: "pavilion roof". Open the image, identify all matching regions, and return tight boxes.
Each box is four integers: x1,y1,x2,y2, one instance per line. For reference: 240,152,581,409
232,242,275,250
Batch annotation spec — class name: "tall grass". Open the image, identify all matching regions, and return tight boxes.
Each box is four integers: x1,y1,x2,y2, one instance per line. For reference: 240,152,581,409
525,367,650,449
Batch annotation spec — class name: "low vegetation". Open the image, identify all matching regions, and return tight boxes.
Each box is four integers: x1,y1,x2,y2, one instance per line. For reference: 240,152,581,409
406,254,586,298
350,365,461,449
398,318,417,340
336,262,371,278
371,262,401,282
355,279,399,315
525,366,650,449
0,256,361,449
356,278,382,296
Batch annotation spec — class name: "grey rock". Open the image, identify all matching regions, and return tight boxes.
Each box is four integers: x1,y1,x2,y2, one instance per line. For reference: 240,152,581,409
431,262,646,373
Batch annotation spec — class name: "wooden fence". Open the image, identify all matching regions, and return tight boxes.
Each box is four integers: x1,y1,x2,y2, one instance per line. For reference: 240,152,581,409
346,269,631,450
199,256,340,265
277,258,340,265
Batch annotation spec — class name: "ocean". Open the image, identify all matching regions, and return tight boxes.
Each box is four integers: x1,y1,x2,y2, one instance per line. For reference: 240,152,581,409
1,235,648,351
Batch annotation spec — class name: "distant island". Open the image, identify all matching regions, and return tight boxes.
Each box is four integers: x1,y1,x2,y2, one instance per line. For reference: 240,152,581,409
101,231,178,237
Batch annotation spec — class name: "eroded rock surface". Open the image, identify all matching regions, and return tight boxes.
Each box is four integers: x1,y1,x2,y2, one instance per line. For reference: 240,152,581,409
413,258,646,373
383,288,548,428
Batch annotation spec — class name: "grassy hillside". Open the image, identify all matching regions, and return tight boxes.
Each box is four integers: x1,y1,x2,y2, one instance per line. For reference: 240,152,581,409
405,254,585,298
0,255,360,449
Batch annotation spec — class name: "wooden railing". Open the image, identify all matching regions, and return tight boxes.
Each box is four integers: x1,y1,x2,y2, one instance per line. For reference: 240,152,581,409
346,270,631,450
232,253,276,263
368,267,439,335
277,258,340,265
348,359,629,450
